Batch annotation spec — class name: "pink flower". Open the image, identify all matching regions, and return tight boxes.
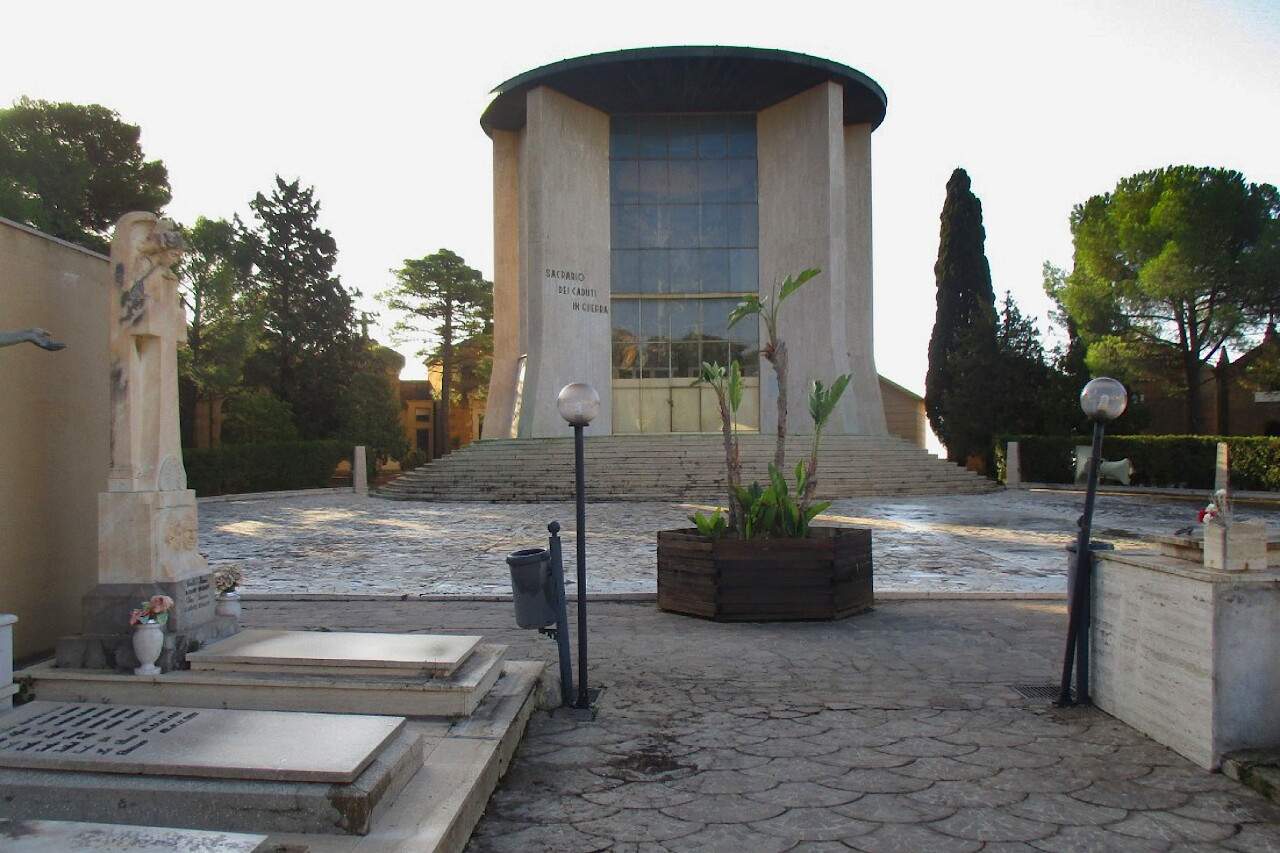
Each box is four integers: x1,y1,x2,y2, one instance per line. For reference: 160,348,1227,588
149,595,174,614
129,609,146,626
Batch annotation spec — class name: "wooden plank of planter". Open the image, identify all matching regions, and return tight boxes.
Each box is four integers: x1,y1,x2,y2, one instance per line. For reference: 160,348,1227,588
657,526,874,622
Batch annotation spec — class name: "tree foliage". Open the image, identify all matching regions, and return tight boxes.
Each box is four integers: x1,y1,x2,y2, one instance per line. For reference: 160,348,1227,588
241,177,359,439
381,250,491,452
0,97,170,252
1050,166,1280,433
220,391,299,445
926,168,1001,466
336,346,409,465
176,217,260,446
991,292,1083,437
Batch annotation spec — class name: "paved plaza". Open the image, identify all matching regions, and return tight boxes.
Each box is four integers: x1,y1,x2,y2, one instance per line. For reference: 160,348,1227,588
247,598,1280,852
198,487,1280,597
203,487,1280,851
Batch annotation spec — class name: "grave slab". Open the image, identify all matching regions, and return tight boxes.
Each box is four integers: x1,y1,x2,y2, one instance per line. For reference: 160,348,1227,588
0,721,424,836
0,818,267,852
23,644,508,717
0,701,403,783
187,629,480,678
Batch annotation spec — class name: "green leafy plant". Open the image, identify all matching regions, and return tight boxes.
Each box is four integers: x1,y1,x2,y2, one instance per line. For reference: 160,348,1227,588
688,507,728,540
689,267,851,541
799,375,851,509
732,462,832,540
729,268,821,469
693,361,744,531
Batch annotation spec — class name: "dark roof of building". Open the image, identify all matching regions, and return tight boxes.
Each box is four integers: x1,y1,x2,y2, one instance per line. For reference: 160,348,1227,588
480,46,887,136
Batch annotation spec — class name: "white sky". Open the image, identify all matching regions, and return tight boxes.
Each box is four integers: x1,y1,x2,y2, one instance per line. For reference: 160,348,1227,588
4,0,1279,397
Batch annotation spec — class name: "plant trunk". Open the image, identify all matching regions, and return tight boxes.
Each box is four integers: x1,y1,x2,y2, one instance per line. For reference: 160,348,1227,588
1214,355,1231,436
800,432,820,512
440,311,453,456
771,340,789,470
1183,353,1204,434
718,393,743,531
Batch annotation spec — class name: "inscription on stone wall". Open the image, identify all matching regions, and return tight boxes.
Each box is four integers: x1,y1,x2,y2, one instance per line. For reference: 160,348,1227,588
545,268,608,315
184,574,214,613
0,703,199,758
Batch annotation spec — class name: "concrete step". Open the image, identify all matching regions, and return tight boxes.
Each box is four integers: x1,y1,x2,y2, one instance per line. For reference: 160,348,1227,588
379,435,995,501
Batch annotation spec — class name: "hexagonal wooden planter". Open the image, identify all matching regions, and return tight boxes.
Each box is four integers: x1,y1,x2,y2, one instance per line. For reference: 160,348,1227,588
656,527,874,621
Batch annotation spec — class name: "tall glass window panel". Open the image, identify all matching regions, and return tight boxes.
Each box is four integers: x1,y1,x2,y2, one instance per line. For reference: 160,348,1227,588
610,112,760,433
613,250,640,294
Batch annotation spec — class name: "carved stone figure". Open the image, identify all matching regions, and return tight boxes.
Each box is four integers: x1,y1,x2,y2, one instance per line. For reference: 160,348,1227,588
0,328,65,350
107,213,187,493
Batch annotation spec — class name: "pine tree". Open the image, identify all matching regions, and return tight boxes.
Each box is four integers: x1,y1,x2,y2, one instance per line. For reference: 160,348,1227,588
926,168,1000,468
381,250,492,454
0,98,171,252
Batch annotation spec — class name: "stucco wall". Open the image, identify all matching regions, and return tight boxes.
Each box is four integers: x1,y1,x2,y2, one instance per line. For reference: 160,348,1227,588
843,124,887,434
0,219,109,660
757,82,885,437
486,130,523,438
879,378,926,447
484,87,613,439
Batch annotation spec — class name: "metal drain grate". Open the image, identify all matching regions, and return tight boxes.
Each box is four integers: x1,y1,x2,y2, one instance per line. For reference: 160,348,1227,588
1012,683,1070,701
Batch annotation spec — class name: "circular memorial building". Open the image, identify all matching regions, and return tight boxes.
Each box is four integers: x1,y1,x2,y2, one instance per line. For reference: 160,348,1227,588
480,46,891,441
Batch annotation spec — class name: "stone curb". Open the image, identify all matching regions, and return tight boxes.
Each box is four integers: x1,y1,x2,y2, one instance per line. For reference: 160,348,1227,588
239,591,1066,603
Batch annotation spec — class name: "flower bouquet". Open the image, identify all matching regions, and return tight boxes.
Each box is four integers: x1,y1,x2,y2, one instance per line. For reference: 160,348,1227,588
212,565,244,594
129,594,174,626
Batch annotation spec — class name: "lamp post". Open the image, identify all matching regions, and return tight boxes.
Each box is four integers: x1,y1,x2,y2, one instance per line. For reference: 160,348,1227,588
557,382,600,709
1057,377,1128,707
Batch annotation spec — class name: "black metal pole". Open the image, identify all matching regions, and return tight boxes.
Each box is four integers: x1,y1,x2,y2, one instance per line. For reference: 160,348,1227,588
1057,419,1105,706
573,422,589,709
546,521,575,707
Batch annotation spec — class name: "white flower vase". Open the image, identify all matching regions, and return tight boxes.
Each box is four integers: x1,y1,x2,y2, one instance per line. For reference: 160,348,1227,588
216,590,241,618
1203,520,1268,572
132,621,164,675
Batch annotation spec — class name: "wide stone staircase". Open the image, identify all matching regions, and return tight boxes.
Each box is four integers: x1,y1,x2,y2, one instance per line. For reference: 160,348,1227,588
377,434,996,501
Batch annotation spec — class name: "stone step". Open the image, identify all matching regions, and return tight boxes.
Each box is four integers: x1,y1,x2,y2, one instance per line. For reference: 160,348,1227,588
4,661,548,848
379,435,994,501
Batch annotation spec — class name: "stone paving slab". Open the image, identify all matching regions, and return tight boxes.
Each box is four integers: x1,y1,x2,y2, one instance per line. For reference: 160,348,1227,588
198,489,1280,597
237,598,1280,852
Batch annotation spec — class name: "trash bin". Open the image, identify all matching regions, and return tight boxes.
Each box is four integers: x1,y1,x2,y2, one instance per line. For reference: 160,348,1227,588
507,548,558,629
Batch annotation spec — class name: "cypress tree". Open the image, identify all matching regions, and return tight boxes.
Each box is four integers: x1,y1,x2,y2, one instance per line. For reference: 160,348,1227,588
242,177,359,440
926,168,1000,469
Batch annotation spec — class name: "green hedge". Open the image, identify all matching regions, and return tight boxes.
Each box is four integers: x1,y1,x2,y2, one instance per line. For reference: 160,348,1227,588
183,441,348,497
996,435,1280,492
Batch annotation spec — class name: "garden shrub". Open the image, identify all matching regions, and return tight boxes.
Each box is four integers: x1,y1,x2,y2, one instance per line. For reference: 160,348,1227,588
183,441,347,496
996,434,1280,491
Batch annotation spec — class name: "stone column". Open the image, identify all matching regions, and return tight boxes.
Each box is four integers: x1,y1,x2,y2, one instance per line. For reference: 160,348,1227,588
1006,441,1022,489
57,214,235,672
354,446,368,495
758,82,886,436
